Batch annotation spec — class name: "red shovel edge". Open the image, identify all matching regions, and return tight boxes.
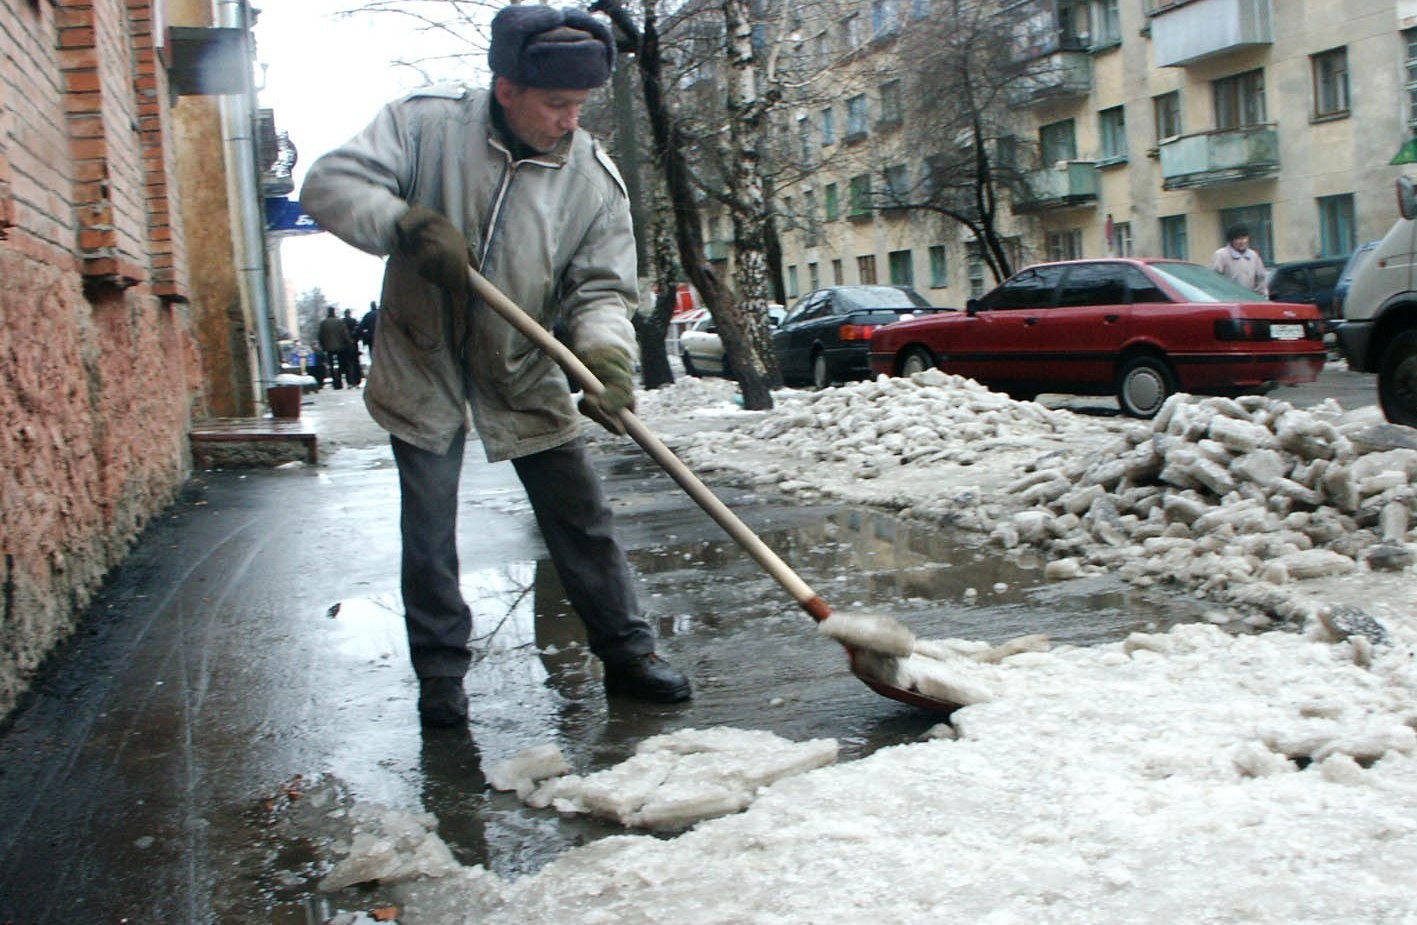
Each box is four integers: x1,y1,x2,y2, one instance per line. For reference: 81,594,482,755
468,267,964,714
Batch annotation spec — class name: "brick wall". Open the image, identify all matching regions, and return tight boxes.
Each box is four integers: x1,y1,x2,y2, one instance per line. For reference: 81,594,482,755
0,0,203,719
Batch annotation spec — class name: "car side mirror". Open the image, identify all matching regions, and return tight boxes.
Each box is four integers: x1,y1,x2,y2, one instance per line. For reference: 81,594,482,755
965,298,981,316
1398,176,1417,221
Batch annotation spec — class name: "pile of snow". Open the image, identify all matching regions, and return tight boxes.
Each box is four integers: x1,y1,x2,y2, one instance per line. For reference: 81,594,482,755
394,622,1417,924
638,372,1416,639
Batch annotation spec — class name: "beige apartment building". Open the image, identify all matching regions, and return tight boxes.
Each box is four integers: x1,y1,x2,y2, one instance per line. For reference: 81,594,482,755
768,0,1417,308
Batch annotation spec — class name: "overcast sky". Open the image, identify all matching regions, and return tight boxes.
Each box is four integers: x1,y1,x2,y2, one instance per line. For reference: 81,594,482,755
253,1,493,311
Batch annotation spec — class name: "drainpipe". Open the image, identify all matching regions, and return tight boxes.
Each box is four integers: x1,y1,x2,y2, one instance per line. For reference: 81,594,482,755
218,0,277,390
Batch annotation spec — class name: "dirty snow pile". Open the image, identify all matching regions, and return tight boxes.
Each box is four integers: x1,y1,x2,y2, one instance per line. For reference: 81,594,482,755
636,371,1417,639
391,621,1417,924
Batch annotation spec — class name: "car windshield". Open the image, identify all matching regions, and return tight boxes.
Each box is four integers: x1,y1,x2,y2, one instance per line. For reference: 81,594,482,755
1147,261,1266,303
838,286,932,309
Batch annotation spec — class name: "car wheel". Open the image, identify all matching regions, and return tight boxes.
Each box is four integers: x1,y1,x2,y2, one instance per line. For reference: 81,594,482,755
1116,355,1175,418
681,352,700,378
811,352,832,389
900,346,935,377
1378,329,1417,427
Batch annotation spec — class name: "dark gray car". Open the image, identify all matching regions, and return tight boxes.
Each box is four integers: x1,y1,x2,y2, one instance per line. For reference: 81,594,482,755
772,285,938,388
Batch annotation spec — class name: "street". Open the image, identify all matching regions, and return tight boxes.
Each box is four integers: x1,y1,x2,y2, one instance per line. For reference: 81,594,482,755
0,363,1378,923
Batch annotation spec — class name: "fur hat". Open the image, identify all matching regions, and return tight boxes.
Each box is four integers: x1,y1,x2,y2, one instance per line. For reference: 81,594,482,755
489,6,614,90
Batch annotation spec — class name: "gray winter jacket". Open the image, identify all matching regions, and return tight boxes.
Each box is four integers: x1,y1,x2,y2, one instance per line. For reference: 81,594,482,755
299,85,638,461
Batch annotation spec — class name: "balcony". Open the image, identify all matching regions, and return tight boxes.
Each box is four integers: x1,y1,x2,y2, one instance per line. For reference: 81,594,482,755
1149,0,1273,67
1007,51,1092,109
1013,161,1099,213
1158,126,1278,190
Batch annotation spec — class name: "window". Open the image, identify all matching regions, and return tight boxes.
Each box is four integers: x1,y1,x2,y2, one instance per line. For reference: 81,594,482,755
798,116,814,166
1047,229,1084,261
910,0,930,20
803,189,818,245
983,265,1065,309
883,164,909,206
846,95,869,140
1057,0,1089,49
831,258,844,285
1058,264,1127,306
1098,106,1127,163
928,245,948,288
809,262,821,290
1040,119,1078,164
841,13,861,51
1092,0,1120,46
825,183,840,221
815,32,831,68
848,174,873,216
1312,47,1350,119
1160,214,1188,260
857,254,878,284
879,80,903,125
1213,69,1266,129
889,249,914,286
966,242,986,297
1218,204,1273,263
821,107,836,145
1153,91,1182,142
1318,194,1356,257
787,265,799,298
871,0,898,37
1112,220,1133,257
1407,28,1417,132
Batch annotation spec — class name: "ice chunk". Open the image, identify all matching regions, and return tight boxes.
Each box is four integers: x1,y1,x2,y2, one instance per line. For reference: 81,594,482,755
487,743,572,795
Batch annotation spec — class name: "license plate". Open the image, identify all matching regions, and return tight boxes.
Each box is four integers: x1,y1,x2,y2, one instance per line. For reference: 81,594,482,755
1271,323,1303,340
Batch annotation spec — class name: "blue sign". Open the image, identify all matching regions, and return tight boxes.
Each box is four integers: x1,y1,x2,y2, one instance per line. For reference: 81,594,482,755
265,197,322,236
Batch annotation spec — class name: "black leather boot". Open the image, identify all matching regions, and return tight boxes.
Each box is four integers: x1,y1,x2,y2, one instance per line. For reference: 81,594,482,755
418,676,469,727
603,653,692,703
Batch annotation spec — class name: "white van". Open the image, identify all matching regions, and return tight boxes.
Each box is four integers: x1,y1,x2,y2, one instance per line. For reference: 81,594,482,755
1336,176,1417,426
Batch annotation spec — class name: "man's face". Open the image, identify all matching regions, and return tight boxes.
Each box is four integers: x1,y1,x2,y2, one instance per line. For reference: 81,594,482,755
495,79,592,152
1231,235,1250,252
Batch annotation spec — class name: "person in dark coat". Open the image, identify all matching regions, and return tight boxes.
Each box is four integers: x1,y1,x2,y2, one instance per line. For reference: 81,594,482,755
318,306,354,389
341,308,363,386
356,302,380,359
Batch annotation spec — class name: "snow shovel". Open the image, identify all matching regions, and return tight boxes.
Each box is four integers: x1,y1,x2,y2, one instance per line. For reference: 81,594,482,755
466,267,959,713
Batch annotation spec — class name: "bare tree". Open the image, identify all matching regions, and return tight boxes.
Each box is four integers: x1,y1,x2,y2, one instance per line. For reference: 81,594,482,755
593,0,779,409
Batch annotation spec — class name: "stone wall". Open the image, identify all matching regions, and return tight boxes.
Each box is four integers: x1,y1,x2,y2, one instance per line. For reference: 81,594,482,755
0,0,203,719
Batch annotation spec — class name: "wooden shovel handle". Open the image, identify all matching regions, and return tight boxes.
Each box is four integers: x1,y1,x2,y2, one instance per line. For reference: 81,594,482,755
467,267,829,621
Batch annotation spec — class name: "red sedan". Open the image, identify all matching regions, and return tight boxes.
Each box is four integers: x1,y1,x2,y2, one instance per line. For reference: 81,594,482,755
868,258,1327,417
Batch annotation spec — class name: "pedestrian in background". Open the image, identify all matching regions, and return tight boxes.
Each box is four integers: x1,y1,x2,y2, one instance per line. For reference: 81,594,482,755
1210,224,1269,298
318,306,354,389
341,308,364,386
300,3,691,728
356,301,380,360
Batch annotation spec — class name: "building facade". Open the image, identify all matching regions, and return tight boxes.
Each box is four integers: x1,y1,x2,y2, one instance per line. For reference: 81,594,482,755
771,0,1417,307
0,0,270,719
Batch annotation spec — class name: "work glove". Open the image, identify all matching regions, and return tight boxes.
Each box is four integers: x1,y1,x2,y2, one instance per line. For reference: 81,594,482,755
395,206,475,297
577,346,636,435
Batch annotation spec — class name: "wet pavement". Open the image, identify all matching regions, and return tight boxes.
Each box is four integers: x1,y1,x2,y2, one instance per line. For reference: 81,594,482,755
1,387,1237,923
